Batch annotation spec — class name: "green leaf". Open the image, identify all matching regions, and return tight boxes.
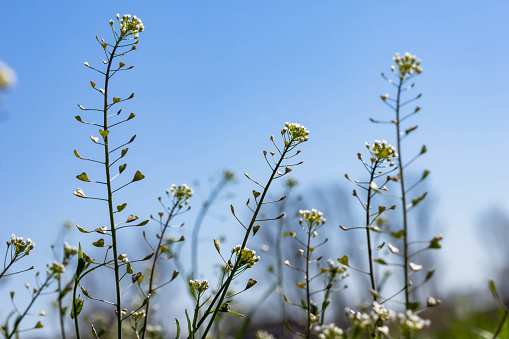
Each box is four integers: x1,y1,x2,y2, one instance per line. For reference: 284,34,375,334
337,255,349,266
76,172,90,182
126,262,133,274
411,192,427,208
429,237,441,249
119,163,127,174
121,148,129,158
75,115,83,123
252,190,260,198
81,286,91,298
420,145,427,154
391,230,405,239
425,268,435,282
34,321,43,329
160,245,169,253
76,225,91,233
127,113,136,121
374,258,387,265
99,129,109,138
132,170,145,182
70,298,84,319
142,252,155,261
82,252,94,264
489,280,500,301
117,203,127,212
136,219,149,227
422,169,430,180
92,238,104,247
185,310,192,337
378,206,386,213
74,149,83,159
174,319,181,339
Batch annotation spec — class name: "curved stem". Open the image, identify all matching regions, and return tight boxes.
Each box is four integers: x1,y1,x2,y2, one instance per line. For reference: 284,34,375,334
191,180,226,279
494,306,509,338
72,278,81,339
7,275,52,338
198,147,289,338
140,203,179,339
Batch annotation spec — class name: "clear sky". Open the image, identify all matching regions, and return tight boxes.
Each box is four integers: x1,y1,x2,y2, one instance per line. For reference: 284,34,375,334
1,0,509,321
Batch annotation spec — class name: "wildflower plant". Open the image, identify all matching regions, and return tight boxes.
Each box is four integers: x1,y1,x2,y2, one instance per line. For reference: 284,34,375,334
72,13,146,339
138,184,193,339
284,209,341,338
1,235,35,280
185,122,308,338
343,140,398,296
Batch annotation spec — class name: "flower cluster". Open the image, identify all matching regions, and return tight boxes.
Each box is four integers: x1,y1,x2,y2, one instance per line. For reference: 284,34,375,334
117,14,144,36
64,242,78,259
393,52,422,77
371,302,395,322
47,261,65,278
282,122,310,144
7,235,35,256
232,246,260,269
189,279,209,294
398,310,431,333
299,209,326,227
326,259,347,280
0,61,17,90
131,309,146,324
366,140,397,160
346,308,371,330
168,184,194,204
255,330,276,339
314,323,343,339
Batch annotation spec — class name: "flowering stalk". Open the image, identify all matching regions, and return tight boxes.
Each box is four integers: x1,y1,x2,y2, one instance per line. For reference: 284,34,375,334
284,209,328,338
6,261,66,339
140,184,193,339
0,235,35,280
193,122,309,338
73,14,145,339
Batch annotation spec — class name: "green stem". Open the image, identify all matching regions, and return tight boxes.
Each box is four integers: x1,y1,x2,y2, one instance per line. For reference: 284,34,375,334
141,203,179,339
493,306,509,338
366,165,378,300
72,277,81,339
58,278,67,339
197,147,289,339
395,78,410,310
7,275,52,339
305,229,311,339
103,38,122,339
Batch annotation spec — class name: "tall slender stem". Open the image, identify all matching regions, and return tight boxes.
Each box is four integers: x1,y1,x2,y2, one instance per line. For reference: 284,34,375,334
305,230,312,339
103,39,122,339
198,147,289,338
276,187,290,338
395,79,410,309
58,278,67,339
141,203,178,339
7,276,52,339
366,166,378,300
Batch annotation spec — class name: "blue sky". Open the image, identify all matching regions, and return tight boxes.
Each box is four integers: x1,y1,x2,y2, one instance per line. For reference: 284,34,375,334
1,0,509,325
